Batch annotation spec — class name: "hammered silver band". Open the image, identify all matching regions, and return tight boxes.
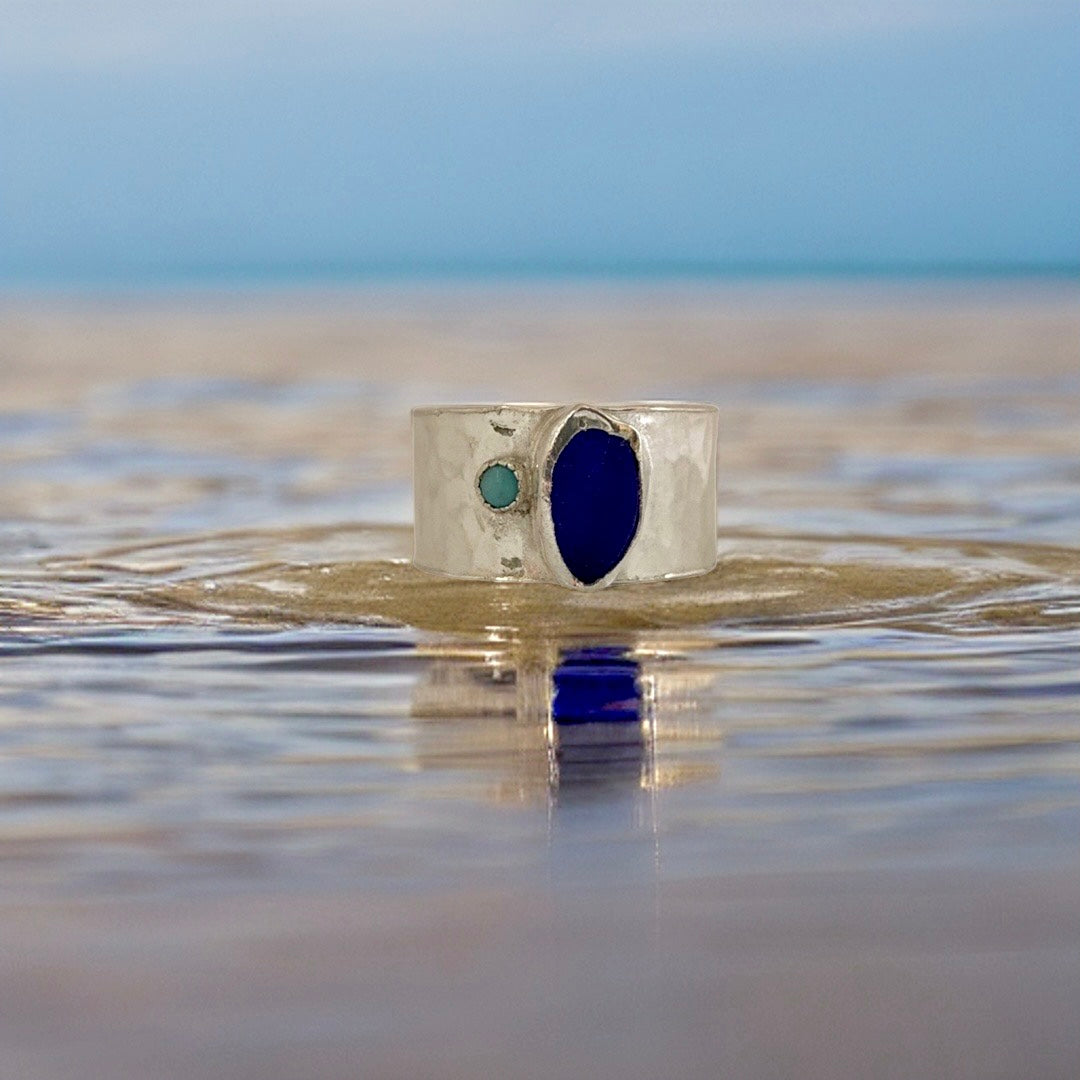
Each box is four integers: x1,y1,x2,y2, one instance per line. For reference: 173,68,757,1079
412,402,718,589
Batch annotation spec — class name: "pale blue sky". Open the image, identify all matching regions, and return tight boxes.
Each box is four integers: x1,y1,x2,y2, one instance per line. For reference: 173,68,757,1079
1,1,1077,283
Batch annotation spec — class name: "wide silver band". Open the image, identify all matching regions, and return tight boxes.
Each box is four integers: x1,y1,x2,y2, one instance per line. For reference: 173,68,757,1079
412,402,718,589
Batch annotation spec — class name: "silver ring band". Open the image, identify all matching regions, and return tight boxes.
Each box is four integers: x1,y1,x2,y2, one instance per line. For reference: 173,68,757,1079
412,402,718,589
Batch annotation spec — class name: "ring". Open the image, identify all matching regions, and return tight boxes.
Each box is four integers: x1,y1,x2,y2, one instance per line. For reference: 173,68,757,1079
412,402,718,589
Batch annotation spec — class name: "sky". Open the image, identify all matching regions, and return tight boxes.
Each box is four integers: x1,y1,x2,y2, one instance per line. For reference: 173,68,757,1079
1,1,1077,283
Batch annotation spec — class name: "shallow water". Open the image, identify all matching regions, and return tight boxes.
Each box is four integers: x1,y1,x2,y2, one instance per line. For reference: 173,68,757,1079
2,284,1079,1079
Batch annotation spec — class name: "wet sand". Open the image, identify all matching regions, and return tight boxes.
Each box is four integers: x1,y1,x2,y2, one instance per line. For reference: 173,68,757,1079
6,866,1080,1080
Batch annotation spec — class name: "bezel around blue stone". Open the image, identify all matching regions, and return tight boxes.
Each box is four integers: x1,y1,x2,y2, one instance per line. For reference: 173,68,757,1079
476,457,527,513
533,404,648,589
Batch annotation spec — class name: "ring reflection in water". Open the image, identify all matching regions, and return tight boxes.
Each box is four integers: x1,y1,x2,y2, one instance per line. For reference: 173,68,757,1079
410,637,720,815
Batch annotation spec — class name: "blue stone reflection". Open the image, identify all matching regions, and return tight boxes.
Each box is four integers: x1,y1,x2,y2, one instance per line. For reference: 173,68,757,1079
551,647,645,787
553,647,640,725
550,427,641,585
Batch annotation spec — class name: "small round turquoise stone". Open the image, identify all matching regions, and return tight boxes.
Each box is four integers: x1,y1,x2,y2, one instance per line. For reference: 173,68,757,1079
478,463,519,509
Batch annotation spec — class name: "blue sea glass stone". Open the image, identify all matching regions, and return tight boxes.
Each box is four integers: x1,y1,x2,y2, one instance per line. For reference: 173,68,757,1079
550,427,641,585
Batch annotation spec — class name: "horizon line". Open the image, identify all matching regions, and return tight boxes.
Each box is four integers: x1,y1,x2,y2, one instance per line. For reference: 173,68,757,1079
2,257,1078,294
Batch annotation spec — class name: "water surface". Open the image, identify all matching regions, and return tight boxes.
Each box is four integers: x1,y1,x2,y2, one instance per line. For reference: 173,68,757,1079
2,284,1079,1079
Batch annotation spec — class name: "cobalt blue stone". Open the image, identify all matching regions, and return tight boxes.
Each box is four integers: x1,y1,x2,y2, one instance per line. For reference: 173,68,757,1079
550,427,641,584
